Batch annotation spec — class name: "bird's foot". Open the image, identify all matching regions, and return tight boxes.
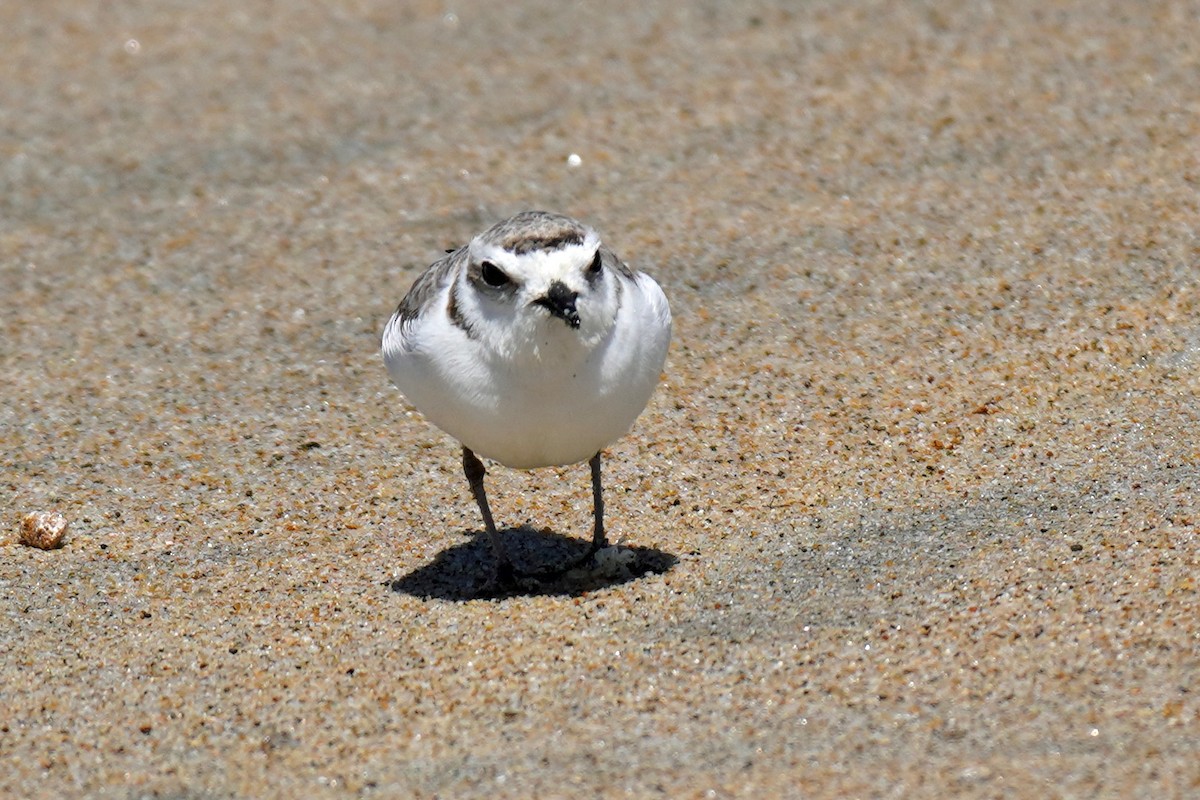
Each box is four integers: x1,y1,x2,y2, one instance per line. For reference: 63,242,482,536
523,541,636,581
472,560,523,598
475,559,562,597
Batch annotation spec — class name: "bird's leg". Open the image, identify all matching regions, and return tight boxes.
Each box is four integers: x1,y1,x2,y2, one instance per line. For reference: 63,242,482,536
588,451,608,555
462,446,515,586
529,451,611,578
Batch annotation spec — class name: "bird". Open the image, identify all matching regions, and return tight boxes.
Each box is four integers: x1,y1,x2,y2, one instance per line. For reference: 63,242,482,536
381,210,671,588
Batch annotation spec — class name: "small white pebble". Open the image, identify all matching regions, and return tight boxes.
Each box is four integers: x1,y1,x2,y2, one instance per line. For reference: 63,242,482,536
20,512,69,550
566,153,583,167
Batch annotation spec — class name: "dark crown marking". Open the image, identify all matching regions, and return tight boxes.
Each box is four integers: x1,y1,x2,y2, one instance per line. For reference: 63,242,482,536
503,229,586,255
483,210,589,255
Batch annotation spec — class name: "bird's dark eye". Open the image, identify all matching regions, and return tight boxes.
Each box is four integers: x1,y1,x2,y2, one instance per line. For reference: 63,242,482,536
587,251,603,276
480,260,510,287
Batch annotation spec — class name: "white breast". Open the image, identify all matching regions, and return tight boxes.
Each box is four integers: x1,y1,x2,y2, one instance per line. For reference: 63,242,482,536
384,273,671,469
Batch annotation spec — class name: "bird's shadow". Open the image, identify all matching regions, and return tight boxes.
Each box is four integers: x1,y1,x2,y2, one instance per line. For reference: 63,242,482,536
386,526,678,600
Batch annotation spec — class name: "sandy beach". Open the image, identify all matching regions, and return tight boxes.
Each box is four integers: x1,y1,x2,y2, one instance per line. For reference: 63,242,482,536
3,1,1198,797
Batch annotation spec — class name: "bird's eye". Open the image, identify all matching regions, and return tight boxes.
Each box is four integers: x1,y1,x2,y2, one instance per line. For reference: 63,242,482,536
587,251,603,276
480,261,510,287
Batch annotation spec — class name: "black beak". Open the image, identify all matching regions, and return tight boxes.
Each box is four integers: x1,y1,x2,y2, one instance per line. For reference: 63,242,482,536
533,281,581,329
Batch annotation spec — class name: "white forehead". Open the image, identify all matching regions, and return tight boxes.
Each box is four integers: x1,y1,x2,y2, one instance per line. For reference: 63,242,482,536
469,228,601,280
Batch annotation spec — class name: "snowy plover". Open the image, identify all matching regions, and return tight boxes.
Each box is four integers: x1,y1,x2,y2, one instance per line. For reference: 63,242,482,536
382,211,672,586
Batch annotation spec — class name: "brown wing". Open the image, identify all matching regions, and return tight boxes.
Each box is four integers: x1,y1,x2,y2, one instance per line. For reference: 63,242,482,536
389,246,467,339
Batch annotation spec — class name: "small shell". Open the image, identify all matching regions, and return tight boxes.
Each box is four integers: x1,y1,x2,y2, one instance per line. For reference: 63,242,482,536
20,512,69,550
591,545,637,577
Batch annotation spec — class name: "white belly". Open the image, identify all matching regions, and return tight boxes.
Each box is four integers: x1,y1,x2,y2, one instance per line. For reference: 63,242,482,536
384,283,670,469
